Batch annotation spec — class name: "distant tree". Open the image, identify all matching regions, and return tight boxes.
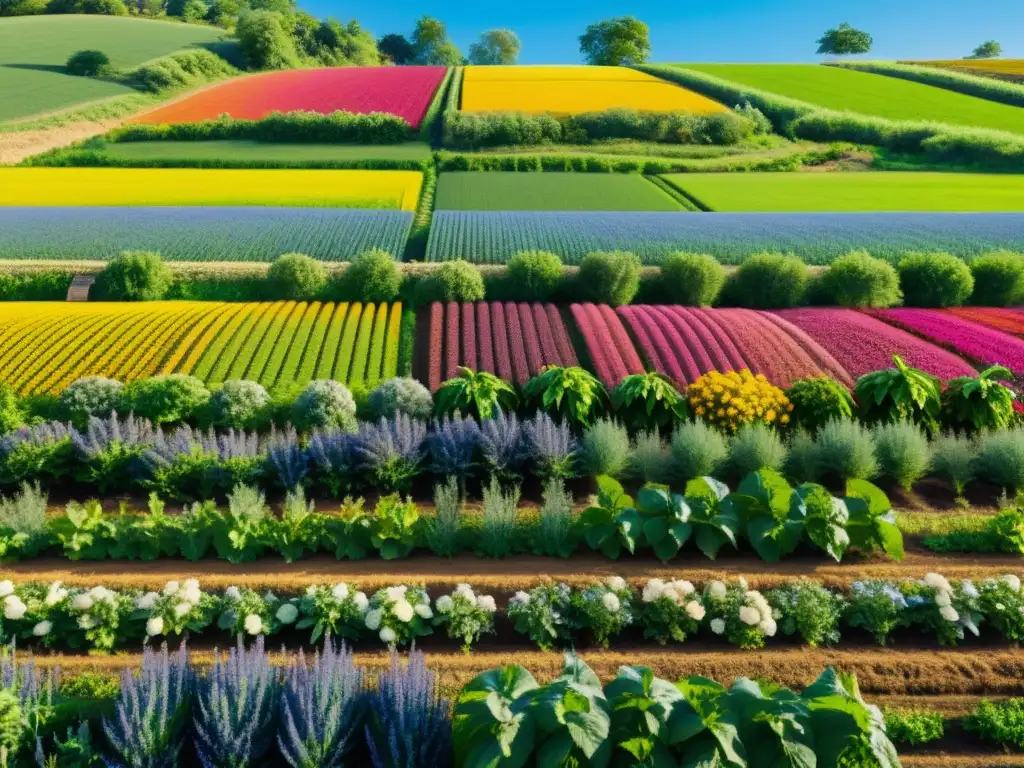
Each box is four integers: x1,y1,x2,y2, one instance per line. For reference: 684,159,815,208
967,40,1002,59
378,32,416,64
235,9,300,69
247,0,294,13
468,28,521,65
204,0,240,26
412,15,463,65
165,0,206,22
816,22,872,56
578,16,650,66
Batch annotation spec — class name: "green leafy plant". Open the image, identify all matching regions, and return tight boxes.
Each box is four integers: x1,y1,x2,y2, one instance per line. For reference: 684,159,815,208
639,478,740,562
883,708,944,745
369,494,419,560
579,475,641,559
610,372,689,432
733,469,805,563
266,486,322,563
855,355,942,434
786,375,855,432
452,664,540,768
49,500,116,560
941,365,1016,432
434,367,517,420
324,497,373,560
843,479,904,561
523,365,608,428
212,484,269,564
767,581,845,647
964,697,1024,749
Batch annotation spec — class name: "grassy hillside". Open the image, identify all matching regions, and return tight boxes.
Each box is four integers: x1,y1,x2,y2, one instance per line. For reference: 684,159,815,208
681,63,1024,135
0,15,237,122
662,171,1024,212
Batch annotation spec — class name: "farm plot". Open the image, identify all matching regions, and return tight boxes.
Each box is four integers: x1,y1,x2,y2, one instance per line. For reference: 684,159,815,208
0,301,403,395
0,15,237,123
663,172,1024,212
461,65,727,115
0,208,412,262
0,168,423,210
947,307,1024,337
416,302,578,390
433,172,686,211
871,308,1024,375
425,210,1024,265
680,63,1024,134
906,59,1024,83
134,66,447,127
569,303,645,389
772,309,977,380
618,307,853,388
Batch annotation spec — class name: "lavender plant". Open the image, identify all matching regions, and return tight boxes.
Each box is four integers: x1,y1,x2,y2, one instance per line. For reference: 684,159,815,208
354,415,427,492
193,637,279,768
278,642,365,768
266,427,308,491
103,644,191,768
426,416,480,480
0,422,72,486
478,412,530,483
0,647,56,757
523,412,577,480
307,429,361,496
364,651,452,768
143,426,262,500
71,413,155,493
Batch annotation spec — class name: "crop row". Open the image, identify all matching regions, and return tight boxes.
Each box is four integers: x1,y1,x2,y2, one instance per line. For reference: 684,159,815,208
424,210,1024,265
418,301,578,390
0,207,413,262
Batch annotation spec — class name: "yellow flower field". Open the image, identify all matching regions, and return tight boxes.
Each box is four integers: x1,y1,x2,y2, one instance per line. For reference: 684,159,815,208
0,301,405,396
461,65,727,115
0,169,423,210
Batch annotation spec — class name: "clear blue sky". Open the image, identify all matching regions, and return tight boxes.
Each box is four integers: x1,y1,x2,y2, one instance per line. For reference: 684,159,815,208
305,0,1023,64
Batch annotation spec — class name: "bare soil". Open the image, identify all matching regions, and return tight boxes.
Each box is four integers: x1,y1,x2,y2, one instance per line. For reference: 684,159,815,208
0,118,121,164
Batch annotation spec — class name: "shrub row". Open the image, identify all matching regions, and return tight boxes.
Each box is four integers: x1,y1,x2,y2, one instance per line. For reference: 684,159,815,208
126,48,237,94
442,107,760,149
638,64,1024,171
418,65,453,142
108,110,413,144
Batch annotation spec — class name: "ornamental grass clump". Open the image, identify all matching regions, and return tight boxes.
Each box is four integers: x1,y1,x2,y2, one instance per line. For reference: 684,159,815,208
930,432,976,499
534,477,576,558
811,417,878,482
687,369,792,433
871,421,932,490
669,420,728,482
478,476,520,559
727,423,788,477
426,477,461,558
580,418,630,478
975,427,1024,491
628,429,671,484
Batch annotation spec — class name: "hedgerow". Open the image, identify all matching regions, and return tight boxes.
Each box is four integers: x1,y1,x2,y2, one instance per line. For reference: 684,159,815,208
828,60,1024,109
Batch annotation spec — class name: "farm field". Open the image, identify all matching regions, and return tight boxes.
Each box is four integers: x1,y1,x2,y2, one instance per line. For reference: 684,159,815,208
681,63,1024,134
433,171,687,211
0,207,413,262
425,210,1024,264
460,64,727,115
906,58,1024,82
134,66,447,127
87,139,434,166
0,15,237,123
0,168,423,209
664,171,1024,212
0,301,403,394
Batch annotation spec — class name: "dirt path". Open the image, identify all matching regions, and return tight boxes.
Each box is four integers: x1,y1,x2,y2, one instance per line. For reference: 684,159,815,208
0,117,123,164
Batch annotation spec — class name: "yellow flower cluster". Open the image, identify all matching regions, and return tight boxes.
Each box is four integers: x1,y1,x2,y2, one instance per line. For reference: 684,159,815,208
687,370,792,433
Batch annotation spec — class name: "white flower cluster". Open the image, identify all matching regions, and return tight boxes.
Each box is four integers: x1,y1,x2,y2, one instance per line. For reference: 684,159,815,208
66,585,118,631
705,578,776,638
922,572,960,623
138,579,204,638
435,583,497,615
642,578,705,621
0,580,25,622
366,585,432,645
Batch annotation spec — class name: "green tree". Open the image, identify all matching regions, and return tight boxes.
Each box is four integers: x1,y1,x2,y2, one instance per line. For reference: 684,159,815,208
468,28,521,65
235,9,300,69
248,0,294,13
205,0,241,26
378,33,416,64
578,16,650,66
816,22,872,55
968,40,1002,59
412,15,463,64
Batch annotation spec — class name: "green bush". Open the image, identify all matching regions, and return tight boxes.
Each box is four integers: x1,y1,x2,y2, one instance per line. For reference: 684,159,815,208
292,380,357,431
815,250,902,308
0,384,24,436
208,380,270,430
581,418,630,478
576,251,640,307
235,8,300,70
0,272,72,301
267,253,327,300
975,427,1024,491
659,252,725,306
366,377,433,421
871,421,931,490
416,260,485,303
930,432,976,496
628,429,671,484
65,49,110,77
969,251,1024,306
785,376,855,432
670,420,728,482
332,249,402,302
506,251,563,301
721,252,808,309
727,423,787,477
812,417,878,482
964,698,1024,749
883,708,944,746
124,374,210,424
58,377,124,427
92,251,172,302
898,251,974,308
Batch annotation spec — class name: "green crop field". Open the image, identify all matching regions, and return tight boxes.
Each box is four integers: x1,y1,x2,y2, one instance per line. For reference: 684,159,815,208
0,15,236,122
663,171,1024,212
96,139,434,165
681,63,1024,135
434,172,687,211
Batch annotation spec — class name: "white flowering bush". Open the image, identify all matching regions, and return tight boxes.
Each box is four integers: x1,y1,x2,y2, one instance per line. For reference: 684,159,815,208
638,578,705,645
365,584,433,647
297,582,370,644
133,579,217,641
507,582,573,651
65,584,136,651
978,574,1024,642
766,581,844,647
216,586,280,637
905,572,981,646
703,578,775,649
434,583,498,652
846,580,908,645
572,577,635,648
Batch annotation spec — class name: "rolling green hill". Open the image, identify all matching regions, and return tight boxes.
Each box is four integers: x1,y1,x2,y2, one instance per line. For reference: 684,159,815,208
0,15,237,122
681,63,1024,135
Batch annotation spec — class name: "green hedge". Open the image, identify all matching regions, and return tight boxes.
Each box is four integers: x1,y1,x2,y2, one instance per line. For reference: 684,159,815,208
0,272,73,300
108,110,413,144
828,60,1024,109
126,49,238,93
418,65,454,142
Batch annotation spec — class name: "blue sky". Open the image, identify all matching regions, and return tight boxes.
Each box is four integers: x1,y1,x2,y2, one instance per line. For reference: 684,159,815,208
305,0,1023,64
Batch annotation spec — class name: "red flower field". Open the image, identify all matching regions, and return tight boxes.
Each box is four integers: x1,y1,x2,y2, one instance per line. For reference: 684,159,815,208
134,67,447,127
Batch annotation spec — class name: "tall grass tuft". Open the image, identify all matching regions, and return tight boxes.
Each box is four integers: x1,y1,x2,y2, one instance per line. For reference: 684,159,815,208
628,429,671,484
975,427,1024,492
931,432,977,498
535,477,575,558
813,417,878,481
670,420,728,482
427,477,462,557
478,476,520,559
0,482,47,544
580,418,630,478
872,421,932,490
728,423,788,477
